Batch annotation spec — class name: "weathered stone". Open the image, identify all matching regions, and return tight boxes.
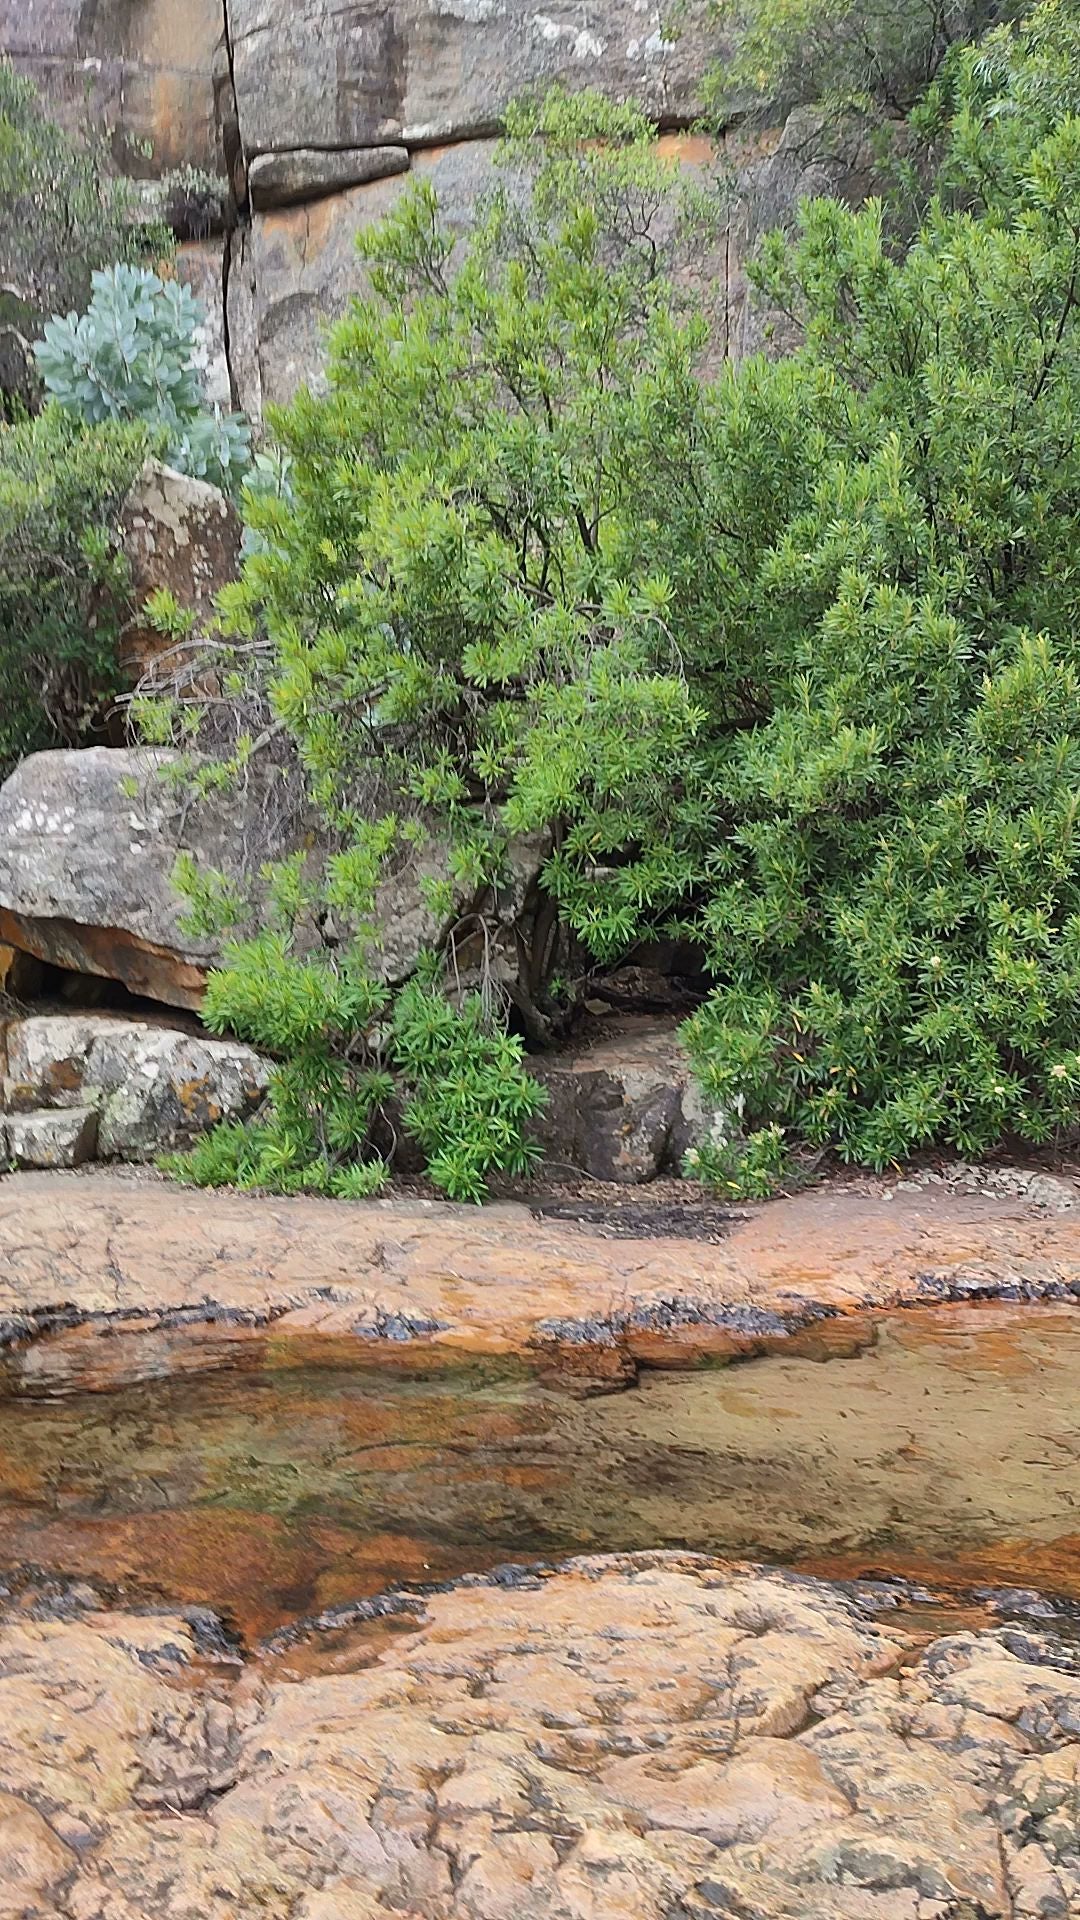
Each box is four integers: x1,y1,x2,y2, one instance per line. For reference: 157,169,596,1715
175,242,232,411
0,747,253,1011
228,0,715,157
248,145,411,210
1,1557,1078,1918
3,0,227,177
5,1107,98,1169
1,1170,1079,1395
247,133,726,410
533,1015,722,1182
0,1788,75,1918
2,1013,270,1159
225,226,264,427
118,461,241,681
3,1014,102,1108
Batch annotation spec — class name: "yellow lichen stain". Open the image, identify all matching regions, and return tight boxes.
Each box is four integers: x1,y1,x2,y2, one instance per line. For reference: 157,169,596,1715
176,1076,221,1123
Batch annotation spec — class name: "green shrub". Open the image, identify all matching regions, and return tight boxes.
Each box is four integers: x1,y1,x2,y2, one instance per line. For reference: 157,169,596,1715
36,266,250,493
166,939,546,1203
149,86,724,1200
159,3,1080,1199
682,0,1080,1184
702,0,1014,128
0,406,147,773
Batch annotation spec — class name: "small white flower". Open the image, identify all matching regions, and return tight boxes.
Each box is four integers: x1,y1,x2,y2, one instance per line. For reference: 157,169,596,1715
1051,1063,1069,1080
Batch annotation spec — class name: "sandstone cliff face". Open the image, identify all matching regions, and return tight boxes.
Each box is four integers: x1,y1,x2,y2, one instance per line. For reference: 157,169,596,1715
6,0,230,176
3,0,811,416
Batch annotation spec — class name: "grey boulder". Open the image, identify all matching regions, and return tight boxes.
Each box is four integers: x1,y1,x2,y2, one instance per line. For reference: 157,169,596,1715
228,0,714,156
3,1013,269,1161
0,748,252,1011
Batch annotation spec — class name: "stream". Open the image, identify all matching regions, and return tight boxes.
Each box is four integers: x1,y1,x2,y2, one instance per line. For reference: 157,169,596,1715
2,1301,1078,1641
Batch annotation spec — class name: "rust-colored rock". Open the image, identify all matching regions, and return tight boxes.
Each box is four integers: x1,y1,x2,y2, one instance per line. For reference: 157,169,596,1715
2,1554,1079,1917
0,1168,1077,1394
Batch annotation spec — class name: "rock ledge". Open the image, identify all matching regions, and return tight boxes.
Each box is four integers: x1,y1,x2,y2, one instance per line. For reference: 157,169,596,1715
2,1553,1079,1917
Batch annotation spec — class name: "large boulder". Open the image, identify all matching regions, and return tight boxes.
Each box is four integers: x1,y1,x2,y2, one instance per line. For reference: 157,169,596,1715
0,748,548,1012
228,0,715,157
2,0,228,177
118,460,241,681
0,748,246,1010
232,119,835,416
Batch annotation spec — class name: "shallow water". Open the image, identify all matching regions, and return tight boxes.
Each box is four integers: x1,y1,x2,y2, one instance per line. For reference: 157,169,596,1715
2,1302,1078,1639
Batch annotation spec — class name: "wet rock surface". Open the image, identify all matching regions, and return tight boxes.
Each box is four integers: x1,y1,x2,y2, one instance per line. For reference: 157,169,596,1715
1,1168,1078,1392
1,1554,1078,1918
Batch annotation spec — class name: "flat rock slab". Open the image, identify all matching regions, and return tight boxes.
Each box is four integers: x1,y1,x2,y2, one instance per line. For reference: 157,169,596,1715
0,1170,1078,1394
2,1553,1079,1917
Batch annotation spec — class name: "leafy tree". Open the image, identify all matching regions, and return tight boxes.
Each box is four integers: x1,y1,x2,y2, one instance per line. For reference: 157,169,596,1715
150,87,729,1200
36,266,250,493
0,406,148,773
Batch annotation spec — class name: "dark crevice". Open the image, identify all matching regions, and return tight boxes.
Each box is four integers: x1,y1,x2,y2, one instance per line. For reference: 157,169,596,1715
217,0,246,410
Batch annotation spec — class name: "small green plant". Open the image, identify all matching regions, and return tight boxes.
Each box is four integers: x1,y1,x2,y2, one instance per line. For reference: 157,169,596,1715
35,266,249,492
166,939,546,1204
685,1124,789,1199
